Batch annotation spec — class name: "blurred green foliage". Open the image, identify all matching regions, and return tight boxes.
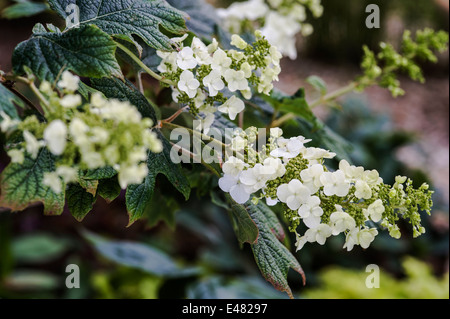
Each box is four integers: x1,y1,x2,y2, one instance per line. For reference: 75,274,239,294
305,0,449,65
302,257,449,299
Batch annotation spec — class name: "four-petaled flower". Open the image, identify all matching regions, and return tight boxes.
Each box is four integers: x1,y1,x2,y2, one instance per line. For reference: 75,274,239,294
177,47,198,70
277,179,312,210
223,69,249,92
203,70,225,97
298,196,323,229
178,70,200,98
218,96,245,120
320,170,350,197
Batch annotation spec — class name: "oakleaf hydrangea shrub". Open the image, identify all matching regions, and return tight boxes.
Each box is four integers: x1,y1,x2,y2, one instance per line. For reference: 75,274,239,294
0,0,448,298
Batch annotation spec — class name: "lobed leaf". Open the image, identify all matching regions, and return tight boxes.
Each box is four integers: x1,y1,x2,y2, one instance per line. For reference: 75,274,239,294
247,202,305,299
227,196,259,245
0,83,24,120
66,183,96,221
97,177,121,204
48,0,187,51
12,24,122,82
125,131,190,226
0,148,65,215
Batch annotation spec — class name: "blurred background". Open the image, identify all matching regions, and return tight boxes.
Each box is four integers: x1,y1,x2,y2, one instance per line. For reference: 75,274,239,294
0,0,448,299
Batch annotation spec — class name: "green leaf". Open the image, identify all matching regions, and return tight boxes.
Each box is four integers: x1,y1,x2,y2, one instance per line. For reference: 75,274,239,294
12,233,71,263
166,0,219,38
0,83,24,120
0,148,65,215
227,196,259,245
125,131,190,225
48,0,187,50
79,166,117,180
12,24,122,83
268,88,321,128
90,77,157,123
97,177,121,203
1,1,48,19
264,88,353,162
5,270,59,291
77,178,98,196
83,231,199,277
144,188,180,229
66,183,96,221
306,75,328,95
247,202,305,299
254,200,286,243
186,276,289,299
297,117,353,162
115,38,161,76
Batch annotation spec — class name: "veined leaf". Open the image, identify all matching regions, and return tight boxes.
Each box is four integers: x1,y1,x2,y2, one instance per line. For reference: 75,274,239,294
227,196,259,245
66,183,96,221
125,131,190,226
254,200,285,242
0,83,24,120
0,148,65,215
90,77,157,123
12,24,122,82
48,0,187,51
247,202,305,299
80,166,117,181
97,177,121,203
77,178,98,197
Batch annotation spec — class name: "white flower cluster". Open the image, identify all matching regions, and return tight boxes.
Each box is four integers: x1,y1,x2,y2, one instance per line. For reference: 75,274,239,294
217,127,417,252
2,71,163,193
157,32,282,132
217,0,323,59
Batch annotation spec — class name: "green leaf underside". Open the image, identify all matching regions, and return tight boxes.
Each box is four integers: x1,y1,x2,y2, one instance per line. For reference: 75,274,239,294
48,0,187,51
66,183,96,221
0,83,24,120
83,231,199,277
12,24,122,82
247,202,305,299
228,196,259,245
0,148,65,215
90,77,157,123
126,131,190,225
